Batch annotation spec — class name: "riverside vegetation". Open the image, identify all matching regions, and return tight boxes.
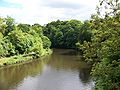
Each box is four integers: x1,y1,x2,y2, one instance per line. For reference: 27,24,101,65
43,0,120,89
0,0,120,90
0,17,52,66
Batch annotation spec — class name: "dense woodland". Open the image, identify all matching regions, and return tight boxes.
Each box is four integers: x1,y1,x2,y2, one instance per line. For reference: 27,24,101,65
43,20,91,48
0,0,120,90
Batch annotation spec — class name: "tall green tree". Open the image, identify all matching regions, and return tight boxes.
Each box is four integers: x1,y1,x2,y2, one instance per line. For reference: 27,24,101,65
80,0,120,89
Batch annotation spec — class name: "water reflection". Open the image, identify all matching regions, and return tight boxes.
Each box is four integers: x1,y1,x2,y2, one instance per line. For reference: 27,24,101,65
48,49,92,83
79,66,92,83
0,49,93,90
0,58,49,90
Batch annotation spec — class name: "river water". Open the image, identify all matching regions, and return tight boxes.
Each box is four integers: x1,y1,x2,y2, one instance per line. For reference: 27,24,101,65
0,49,94,90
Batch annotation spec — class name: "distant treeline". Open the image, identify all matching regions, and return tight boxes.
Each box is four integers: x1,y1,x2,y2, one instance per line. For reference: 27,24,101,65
43,19,91,49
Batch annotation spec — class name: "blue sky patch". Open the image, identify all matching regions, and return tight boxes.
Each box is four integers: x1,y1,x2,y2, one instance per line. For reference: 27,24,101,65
0,0,22,8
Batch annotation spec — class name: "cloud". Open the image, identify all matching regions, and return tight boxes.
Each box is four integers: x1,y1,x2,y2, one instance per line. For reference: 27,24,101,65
42,0,84,9
0,0,99,25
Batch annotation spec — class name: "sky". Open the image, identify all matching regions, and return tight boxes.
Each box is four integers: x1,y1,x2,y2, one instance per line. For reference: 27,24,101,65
0,0,99,25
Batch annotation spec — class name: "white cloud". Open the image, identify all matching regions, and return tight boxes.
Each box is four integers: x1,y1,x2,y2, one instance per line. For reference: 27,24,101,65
0,0,99,25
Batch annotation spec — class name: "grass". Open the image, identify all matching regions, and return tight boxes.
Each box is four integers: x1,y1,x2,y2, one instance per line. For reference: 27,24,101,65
0,49,52,67
0,55,33,66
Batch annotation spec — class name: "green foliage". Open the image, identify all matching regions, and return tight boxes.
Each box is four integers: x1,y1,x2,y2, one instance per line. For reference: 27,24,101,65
0,18,7,35
41,36,51,49
28,36,44,57
92,60,120,90
0,2,119,88
78,20,92,44
31,23,43,35
78,0,120,89
7,29,32,54
43,19,88,48
92,36,120,89
0,32,3,39
91,16,120,89
4,16,15,36
0,16,51,61
17,24,31,33
0,55,32,66
0,36,15,57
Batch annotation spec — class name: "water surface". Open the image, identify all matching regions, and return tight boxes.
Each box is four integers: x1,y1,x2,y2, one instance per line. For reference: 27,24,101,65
0,49,94,90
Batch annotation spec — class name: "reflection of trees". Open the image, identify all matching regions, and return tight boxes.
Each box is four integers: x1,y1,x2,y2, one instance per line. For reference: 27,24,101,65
0,49,93,90
48,49,89,71
48,49,92,84
0,59,48,90
48,53,87,70
79,66,92,83
48,54,92,84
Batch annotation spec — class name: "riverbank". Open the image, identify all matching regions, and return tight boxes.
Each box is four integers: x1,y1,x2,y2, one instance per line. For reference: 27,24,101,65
0,49,52,67
0,49,93,90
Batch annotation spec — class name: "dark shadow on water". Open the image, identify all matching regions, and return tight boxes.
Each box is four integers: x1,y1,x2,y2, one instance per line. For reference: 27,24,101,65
79,65,92,83
59,50,81,56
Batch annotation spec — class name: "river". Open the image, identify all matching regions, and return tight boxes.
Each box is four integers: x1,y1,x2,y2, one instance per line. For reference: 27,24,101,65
0,49,94,90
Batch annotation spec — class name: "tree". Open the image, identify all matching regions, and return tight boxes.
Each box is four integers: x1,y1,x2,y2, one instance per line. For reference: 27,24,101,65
31,23,43,36
0,18,7,35
17,24,31,33
7,28,31,54
92,12,120,90
43,20,83,48
0,36,15,57
80,0,120,89
96,0,120,17
4,16,15,36
41,36,51,49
